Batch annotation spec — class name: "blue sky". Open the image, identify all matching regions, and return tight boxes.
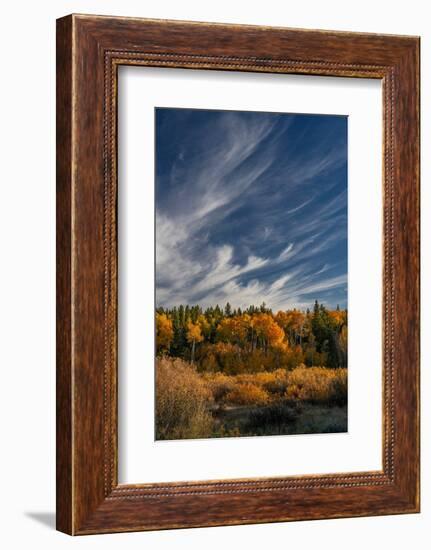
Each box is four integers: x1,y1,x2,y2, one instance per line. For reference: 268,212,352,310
155,107,347,311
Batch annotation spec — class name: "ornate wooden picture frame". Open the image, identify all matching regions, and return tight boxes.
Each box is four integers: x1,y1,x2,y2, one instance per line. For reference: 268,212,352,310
56,14,420,535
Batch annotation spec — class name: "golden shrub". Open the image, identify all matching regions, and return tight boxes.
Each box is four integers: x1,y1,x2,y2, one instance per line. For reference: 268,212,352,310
260,370,290,397
235,369,288,387
203,372,236,402
155,357,214,440
204,369,290,403
285,366,347,405
224,383,269,406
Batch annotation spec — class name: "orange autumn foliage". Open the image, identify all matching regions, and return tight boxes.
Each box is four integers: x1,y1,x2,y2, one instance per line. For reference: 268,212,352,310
186,320,204,344
155,312,173,353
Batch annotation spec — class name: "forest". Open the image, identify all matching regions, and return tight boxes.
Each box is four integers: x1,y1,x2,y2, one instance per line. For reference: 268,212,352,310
155,301,348,440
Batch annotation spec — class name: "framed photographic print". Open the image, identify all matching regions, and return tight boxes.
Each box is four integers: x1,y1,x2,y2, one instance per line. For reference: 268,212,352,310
56,14,420,534
153,106,348,442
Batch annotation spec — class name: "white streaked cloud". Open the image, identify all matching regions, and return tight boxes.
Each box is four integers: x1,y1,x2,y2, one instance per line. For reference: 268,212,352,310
155,108,347,310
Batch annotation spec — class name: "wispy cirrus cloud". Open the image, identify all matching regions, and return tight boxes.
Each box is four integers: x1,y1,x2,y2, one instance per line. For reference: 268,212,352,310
155,108,347,311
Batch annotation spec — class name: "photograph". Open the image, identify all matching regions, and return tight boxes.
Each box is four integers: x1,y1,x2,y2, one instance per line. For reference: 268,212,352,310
155,107,348,440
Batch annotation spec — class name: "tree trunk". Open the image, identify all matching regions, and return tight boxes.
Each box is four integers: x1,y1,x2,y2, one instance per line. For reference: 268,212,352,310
191,339,195,364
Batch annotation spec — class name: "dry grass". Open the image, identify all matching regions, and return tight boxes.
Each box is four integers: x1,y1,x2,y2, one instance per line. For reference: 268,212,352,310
204,366,346,406
285,366,347,405
224,383,269,406
204,372,236,402
156,358,347,439
155,357,214,440
204,369,289,404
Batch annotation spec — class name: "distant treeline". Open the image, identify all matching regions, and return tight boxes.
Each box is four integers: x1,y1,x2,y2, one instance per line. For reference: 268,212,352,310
156,301,347,374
